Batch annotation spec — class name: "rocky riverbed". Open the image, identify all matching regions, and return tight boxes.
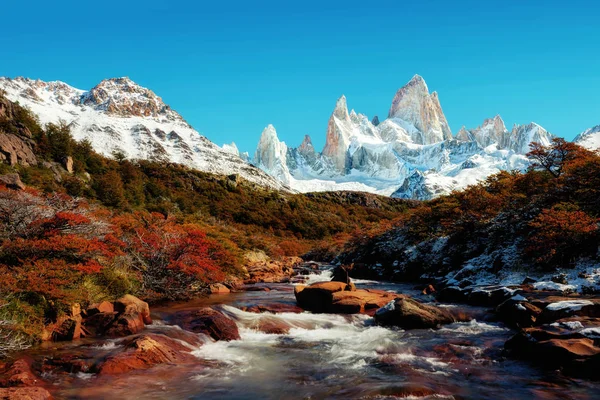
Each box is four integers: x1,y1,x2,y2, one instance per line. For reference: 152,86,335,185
2,263,600,399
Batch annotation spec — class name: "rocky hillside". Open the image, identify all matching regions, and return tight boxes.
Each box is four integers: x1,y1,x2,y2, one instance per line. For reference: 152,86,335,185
0,77,287,191
253,75,556,199
311,138,600,295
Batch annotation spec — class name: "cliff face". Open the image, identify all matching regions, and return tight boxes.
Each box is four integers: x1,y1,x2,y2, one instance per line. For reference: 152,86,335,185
387,75,452,144
0,94,38,167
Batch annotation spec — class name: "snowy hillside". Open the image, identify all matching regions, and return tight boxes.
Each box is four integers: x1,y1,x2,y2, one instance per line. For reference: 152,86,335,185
0,77,287,191
574,125,600,150
253,75,554,199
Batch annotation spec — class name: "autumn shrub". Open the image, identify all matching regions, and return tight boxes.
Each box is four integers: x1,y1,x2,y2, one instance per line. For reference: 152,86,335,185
527,203,598,268
113,212,231,299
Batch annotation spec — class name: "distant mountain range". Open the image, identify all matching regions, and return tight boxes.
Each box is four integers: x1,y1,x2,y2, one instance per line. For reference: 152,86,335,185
1,75,598,199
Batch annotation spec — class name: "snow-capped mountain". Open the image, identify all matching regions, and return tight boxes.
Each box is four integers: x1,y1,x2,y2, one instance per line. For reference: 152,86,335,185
0,76,287,190
574,125,600,150
253,75,554,199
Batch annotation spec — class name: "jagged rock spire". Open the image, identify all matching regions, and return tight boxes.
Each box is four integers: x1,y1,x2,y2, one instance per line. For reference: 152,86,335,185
388,75,452,144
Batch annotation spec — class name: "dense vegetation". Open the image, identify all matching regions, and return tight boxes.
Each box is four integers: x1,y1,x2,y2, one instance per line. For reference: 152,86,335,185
0,96,409,345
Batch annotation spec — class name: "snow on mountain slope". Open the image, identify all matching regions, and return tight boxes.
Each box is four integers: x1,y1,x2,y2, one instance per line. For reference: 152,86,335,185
574,125,600,150
0,77,287,191
253,75,555,199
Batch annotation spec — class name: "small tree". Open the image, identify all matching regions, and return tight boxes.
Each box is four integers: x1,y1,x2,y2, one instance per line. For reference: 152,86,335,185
527,138,580,178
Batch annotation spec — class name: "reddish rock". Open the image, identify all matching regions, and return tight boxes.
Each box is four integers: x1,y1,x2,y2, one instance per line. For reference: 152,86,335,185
81,312,118,337
0,387,53,399
209,283,230,294
256,319,291,334
103,312,146,337
172,307,240,341
86,301,114,316
96,334,196,375
0,359,40,388
374,298,456,329
41,355,92,375
330,290,401,314
113,295,152,325
243,303,303,314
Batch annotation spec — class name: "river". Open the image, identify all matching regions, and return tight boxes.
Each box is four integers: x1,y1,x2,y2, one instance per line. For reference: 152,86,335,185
29,267,600,399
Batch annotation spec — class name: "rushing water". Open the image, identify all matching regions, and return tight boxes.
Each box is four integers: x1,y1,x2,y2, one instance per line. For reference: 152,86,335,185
32,267,600,399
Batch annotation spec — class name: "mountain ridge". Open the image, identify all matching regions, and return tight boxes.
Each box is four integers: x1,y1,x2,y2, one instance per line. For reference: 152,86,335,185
0,76,289,192
252,75,562,199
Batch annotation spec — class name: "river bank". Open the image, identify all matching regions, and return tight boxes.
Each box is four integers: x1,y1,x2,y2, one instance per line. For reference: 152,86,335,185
2,264,600,399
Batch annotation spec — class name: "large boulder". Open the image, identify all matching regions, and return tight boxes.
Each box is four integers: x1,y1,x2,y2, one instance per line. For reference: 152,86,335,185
0,134,37,167
209,283,231,294
495,296,542,328
172,307,240,341
374,298,456,329
294,281,354,313
329,290,401,314
113,295,152,325
538,299,600,324
103,312,146,337
95,334,196,375
0,173,25,190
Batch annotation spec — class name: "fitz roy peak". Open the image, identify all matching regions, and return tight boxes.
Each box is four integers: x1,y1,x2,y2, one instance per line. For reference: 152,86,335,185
0,76,286,191
253,75,555,199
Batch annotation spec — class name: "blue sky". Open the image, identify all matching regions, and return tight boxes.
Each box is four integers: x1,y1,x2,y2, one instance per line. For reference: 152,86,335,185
3,0,599,153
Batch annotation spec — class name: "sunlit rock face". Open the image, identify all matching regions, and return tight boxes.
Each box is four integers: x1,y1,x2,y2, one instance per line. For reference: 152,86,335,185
388,74,452,144
251,75,557,200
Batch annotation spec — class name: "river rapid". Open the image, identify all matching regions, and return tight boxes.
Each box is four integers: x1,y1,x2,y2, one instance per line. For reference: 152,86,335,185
29,267,600,399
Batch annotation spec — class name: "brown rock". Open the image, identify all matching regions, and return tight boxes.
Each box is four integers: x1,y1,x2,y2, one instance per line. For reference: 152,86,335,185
96,334,196,375
243,303,303,314
209,283,231,294
374,298,456,329
172,307,240,341
330,290,401,314
63,156,73,173
0,134,37,167
0,387,53,400
294,281,355,313
113,295,152,325
0,174,25,190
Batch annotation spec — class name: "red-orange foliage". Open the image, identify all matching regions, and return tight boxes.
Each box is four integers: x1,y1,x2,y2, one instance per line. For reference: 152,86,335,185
527,204,598,267
112,212,228,299
0,203,113,307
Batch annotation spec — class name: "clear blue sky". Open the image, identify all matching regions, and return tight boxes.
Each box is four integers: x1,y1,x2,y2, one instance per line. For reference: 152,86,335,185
3,0,599,154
